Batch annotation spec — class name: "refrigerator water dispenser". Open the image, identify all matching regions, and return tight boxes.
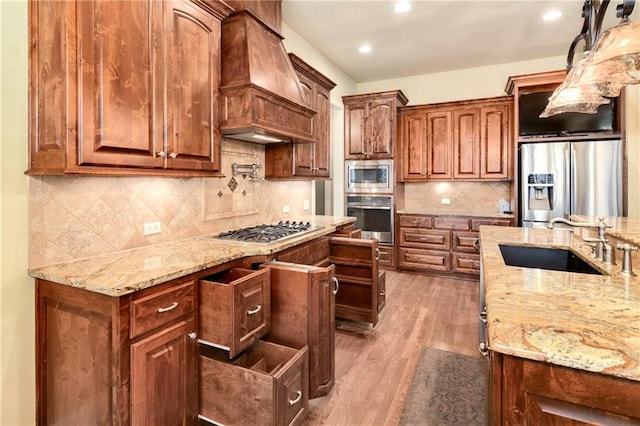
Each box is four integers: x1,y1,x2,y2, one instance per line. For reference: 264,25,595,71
527,174,554,211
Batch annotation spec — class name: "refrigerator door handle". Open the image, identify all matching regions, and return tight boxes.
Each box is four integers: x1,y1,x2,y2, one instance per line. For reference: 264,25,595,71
567,144,574,215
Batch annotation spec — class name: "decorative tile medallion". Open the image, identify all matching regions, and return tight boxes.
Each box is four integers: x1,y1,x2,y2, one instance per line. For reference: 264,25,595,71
217,190,224,198
227,177,238,192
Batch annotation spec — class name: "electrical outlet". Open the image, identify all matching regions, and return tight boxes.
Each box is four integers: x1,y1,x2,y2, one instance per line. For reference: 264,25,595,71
303,200,310,211
143,221,161,235
282,205,290,214
441,198,451,205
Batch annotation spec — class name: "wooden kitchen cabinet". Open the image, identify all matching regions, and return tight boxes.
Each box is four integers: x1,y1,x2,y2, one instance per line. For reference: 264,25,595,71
261,261,336,399
199,341,309,426
490,353,640,424
329,236,382,326
265,54,336,179
36,276,198,425
397,213,512,278
199,268,271,358
398,96,512,181
28,0,231,176
343,90,408,160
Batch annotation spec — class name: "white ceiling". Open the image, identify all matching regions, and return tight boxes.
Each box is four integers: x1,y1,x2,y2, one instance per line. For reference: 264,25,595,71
282,0,635,83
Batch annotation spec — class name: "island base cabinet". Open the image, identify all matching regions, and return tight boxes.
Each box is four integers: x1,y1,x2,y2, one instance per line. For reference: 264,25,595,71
493,354,640,424
199,341,309,426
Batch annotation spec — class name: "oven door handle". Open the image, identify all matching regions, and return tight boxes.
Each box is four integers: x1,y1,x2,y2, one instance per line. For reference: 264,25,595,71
346,205,393,209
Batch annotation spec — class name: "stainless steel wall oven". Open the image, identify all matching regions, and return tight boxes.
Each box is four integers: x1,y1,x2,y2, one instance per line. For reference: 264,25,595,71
345,195,394,244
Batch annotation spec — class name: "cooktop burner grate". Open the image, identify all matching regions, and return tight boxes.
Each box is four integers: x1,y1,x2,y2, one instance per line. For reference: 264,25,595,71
215,221,314,243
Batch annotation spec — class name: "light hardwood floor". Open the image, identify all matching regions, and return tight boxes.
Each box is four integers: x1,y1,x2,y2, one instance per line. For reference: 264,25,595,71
303,271,481,426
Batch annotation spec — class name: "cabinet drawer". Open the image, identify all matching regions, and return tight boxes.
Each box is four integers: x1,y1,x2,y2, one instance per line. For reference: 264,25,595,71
399,228,450,250
398,248,450,271
434,216,470,230
398,215,432,228
199,341,309,426
377,244,395,268
130,280,196,339
471,218,512,231
199,268,270,358
452,253,480,275
452,231,480,253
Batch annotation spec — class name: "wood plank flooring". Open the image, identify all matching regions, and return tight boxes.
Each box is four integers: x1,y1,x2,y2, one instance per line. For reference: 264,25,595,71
303,271,481,426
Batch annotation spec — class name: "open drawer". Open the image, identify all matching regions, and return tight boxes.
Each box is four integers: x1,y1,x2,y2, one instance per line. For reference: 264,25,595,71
199,341,309,426
199,268,270,358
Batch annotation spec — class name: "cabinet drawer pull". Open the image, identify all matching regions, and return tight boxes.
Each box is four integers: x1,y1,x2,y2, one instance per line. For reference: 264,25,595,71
473,238,480,250
157,302,179,313
288,390,302,406
247,305,262,315
379,290,385,296
332,277,340,295
375,248,381,260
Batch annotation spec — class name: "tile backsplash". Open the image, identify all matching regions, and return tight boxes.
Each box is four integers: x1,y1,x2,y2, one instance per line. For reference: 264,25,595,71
29,140,313,268
403,181,512,215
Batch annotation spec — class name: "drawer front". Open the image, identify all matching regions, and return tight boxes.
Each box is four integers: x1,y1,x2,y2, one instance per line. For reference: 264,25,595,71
398,248,450,271
398,215,432,228
278,348,310,426
399,228,450,250
236,277,270,350
377,244,395,268
434,216,470,230
452,253,480,275
452,231,480,253
471,217,513,231
130,280,196,338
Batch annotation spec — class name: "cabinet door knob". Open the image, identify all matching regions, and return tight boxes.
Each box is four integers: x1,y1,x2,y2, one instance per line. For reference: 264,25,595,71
156,151,167,158
187,332,197,340
169,152,178,159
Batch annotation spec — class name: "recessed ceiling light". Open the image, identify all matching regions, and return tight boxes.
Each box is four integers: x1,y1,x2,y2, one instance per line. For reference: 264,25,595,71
543,10,562,21
358,44,372,54
394,1,412,13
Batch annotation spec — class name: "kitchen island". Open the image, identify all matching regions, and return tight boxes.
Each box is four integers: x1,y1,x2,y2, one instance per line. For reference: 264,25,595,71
479,223,640,424
31,215,358,425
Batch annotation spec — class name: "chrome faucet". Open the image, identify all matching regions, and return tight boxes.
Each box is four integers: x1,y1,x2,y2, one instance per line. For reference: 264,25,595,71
547,217,613,263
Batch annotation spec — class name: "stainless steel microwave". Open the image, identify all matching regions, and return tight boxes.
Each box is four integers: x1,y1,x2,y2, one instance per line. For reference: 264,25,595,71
345,160,393,193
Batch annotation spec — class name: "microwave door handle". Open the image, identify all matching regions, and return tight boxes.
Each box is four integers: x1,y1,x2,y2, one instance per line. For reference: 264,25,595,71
346,205,392,209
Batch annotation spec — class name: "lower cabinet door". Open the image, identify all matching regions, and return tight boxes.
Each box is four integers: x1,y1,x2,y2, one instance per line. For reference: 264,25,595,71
130,317,197,426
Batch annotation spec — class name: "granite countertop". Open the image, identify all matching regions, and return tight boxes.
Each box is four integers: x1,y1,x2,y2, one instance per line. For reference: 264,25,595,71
480,224,640,382
570,215,640,246
396,209,515,219
29,216,356,297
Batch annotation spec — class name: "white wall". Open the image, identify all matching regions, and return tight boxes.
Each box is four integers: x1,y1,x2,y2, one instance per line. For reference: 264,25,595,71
1,1,35,425
281,22,357,217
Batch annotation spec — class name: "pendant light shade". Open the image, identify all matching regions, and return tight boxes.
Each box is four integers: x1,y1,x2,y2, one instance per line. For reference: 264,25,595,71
541,0,640,117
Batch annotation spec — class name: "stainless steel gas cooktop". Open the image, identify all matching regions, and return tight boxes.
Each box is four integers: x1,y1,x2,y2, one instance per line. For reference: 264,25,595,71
214,221,315,243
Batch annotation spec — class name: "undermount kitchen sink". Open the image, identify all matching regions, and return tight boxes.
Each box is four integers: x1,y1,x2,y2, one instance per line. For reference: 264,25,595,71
498,245,603,275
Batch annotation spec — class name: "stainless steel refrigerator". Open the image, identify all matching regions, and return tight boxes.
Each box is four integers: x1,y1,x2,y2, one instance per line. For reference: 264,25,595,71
519,140,622,228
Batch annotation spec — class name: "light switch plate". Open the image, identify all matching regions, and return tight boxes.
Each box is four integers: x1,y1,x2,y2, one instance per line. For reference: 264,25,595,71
282,205,290,214
143,221,161,235
441,198,451,205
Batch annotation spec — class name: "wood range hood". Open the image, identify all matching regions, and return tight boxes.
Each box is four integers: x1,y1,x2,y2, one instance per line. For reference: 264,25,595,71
220,10,316,144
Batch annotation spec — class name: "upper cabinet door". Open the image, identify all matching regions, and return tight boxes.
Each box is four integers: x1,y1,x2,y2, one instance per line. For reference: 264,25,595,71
480,103,511,179
77,0,164,169
400,112,428,181
345,103,367,159
312,86,332,177
453,108,480,179
427,109,453,180
368,99,394,159
165,1,221,172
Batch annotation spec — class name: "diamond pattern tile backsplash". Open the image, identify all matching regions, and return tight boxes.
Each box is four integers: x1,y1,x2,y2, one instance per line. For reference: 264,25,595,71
29,140,313,268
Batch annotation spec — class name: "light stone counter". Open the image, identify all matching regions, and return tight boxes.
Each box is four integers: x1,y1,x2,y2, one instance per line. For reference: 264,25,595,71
480,225,640,382
29,216,356,297
571,215,640,246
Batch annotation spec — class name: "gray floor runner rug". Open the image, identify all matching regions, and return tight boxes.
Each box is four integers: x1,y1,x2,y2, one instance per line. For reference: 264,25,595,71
399,347,486,425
